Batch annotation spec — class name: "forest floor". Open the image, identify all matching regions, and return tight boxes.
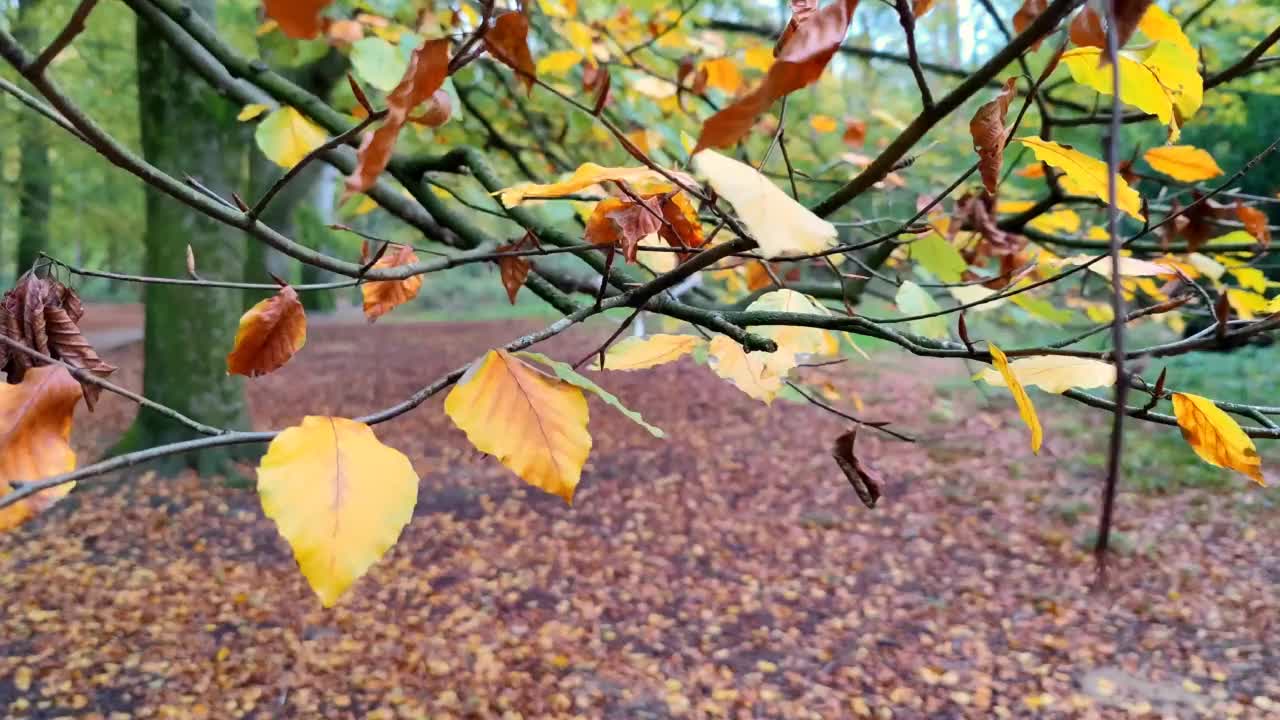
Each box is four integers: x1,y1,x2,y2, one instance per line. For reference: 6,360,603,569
2,309,1279,719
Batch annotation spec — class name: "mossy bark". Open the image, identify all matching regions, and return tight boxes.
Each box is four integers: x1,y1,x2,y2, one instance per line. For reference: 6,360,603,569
112,0,251,473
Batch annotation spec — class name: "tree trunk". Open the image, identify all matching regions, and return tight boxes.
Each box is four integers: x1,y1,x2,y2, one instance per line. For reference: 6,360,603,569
112,0,251,473
15,0,52,276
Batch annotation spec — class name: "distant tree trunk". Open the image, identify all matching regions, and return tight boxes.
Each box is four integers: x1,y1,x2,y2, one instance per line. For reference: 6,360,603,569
15,0,51,276
111,0,250,472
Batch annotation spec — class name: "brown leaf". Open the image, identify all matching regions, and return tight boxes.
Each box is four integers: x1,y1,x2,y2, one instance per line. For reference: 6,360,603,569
21,275,49,356
695,0,860,152
485,12,536,93
650,191,705,256
842,118,867,148
407,89,453,127
345,38,450,195
1235,201,1271,248
1173,193,1232,252
831,428,882,509
263,0,333,40
497,249,532,305
1113,0,1154,50
0,365,82,531
969,77,1019,195
44,304,116,409
912,0,938,17
362,245,423,322
585,197,666,262
226,285,307,378
1012,0,1049,50
953,192,1012,250
1069,6,1105,48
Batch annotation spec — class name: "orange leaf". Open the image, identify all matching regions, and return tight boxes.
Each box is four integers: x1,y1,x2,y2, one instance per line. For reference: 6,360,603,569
969,77,1019,194
226,285,307,377
1235,202,1271,248
1013,0,1049,50
362,245,423,322
912,0,937,18
1172,392,1264,484
485,11,536,93
496,248,532,304
842,118,867,148
585,197,665,262
263,0,333,39
345,38,450,195
694,0,860,152
1069,6,1105,48
0,366,81,531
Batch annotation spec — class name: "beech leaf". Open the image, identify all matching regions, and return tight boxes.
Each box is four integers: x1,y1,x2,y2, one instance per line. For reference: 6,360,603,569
988,343,1043,453
1015,137,1144,220
969,77,1019,194
0,366,81,531
977,355,1116,394
831,428,882,508
362,245,423,322
262,0,333,39
485,11,536,93
1172,393,1264,485
255,107,328,169
707,335,783,404
1144,145,1223,182
496,163,669,206
257,416,419,607
520,352,664,438
226,285,307,377
595,334,704,371
444,350,591,504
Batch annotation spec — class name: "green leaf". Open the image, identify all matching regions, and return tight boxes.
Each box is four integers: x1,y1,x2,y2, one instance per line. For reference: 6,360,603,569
351,37,408,92
895,281,949,339
911,232,967,283
519,352,665,438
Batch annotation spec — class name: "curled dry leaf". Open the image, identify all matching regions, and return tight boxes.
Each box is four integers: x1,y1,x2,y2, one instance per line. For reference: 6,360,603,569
346,38,450,195
969,77,1019,194
584,197,665,262
831,428,882,509
0,365,82,531
595,334,704,371
485,11,536,93
226,285,307,378
694,0,860,151
263,0,333,39
444,350,591,504
1172,392,1264,485
257,416,419,607
988,342,1042,454
1235,202,1271,248
362,245,423,322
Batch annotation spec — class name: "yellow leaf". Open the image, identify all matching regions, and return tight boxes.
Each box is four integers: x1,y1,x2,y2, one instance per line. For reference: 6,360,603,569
692,149,836,259
1227,288,1269,320
995,200,1037,214
743,45,774,72
1061,42,1200,139
706,335,783,404
745,289,839,376
702,57,742,94
809,114,838,133
1015,137,1144,221
1028,209,1081,234
595,334,703,371
257,416,419,607
1138,4,1194,58
0,367,81,532
497,163,667,206
978,356,1116,394
1172,393,1264,484
445,350,591,504
1144,145,1223,182
564,20,593,57
254,106,328,169
988,343,1042,453
537,49,583,76
1055,254,1176,278
237,103,270,121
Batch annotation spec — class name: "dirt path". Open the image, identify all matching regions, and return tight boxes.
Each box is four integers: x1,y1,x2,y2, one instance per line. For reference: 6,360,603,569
2,318,1278,718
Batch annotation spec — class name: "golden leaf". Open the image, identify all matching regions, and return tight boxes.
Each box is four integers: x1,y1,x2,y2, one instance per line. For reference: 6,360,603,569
988,343,1042,453
1015,137,1144,221
537,50,583,76
977,355,1116,394
809,114,839,133
444,350,591,504
744,289,840,376
706,335,783,404
1144,145,1223,182
257,416,419,607
1172,393,1264,484
692,149,836,259
496,163,668,206
254,107,328,169
237,103,270,122
226,285,307,377
1061,41,1200,139
702,57,743,94
595,334,704,371
0,366,81,531
362,245,423,322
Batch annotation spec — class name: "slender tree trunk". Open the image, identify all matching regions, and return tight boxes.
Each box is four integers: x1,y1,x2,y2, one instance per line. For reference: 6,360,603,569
15,0,52,276
112,0,251,472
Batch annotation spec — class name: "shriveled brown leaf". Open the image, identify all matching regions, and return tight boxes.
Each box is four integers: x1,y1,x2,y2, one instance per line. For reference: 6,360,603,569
1069,6,1106,48
484,11,536,94
226,285,307,378
1012,0,1049,50
495,241,533,305
345,38,450,195
832,428,882,509
585,197,666,262
362,245,423,322
695,0,860,152
1235,201,1271,248
969,77,1019,195
44,303,117,409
